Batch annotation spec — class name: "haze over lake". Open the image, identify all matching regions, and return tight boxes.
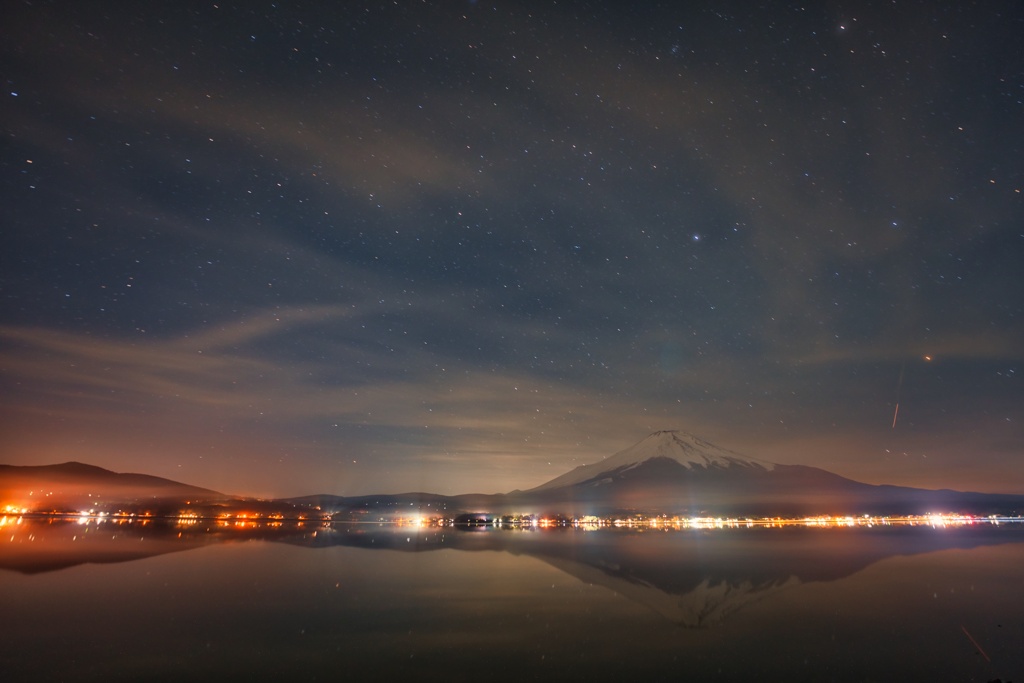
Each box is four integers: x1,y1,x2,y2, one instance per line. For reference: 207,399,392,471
3,518,1022,682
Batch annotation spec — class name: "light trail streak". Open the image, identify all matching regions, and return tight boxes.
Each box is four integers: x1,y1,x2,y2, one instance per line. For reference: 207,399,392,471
892,362,905,429
960,624,990,662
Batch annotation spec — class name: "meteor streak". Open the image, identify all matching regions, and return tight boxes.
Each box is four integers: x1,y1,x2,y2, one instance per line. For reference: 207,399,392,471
960,624,990,662
891,363,905,429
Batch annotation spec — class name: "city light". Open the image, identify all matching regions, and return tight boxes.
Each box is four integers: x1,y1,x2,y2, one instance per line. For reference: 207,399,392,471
0,503,1017,534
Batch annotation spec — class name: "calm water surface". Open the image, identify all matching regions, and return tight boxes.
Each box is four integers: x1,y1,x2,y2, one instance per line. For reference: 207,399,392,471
2,519,1022,682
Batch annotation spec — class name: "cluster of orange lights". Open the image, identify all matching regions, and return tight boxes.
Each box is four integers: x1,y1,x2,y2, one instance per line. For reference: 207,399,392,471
0,505,333,530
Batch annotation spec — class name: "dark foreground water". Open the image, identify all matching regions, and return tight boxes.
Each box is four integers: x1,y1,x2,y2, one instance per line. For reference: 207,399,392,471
2,519,1022,682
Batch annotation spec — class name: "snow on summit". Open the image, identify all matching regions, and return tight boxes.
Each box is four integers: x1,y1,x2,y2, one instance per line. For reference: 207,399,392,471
531,430,775,491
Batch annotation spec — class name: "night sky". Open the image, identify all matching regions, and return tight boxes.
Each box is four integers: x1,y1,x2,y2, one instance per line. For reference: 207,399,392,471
2,2,1022,498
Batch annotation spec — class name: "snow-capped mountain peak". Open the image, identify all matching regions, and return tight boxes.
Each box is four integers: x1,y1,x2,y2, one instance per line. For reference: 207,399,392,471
530,430,775,491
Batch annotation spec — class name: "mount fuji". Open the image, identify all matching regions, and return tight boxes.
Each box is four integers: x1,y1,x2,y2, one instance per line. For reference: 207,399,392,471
488,429,1024,517
530,430,776,492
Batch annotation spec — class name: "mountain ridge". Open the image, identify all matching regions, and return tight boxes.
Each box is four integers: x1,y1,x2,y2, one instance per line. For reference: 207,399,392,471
0,461,226,510
3,431,1024,517
286,431,1024,517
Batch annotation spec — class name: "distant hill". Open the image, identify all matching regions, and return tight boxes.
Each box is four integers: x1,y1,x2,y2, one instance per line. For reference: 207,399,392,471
0,461,226,511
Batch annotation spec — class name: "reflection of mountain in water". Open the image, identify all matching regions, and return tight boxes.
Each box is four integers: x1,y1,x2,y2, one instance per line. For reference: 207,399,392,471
544,554,802,628
256,523,1024,627
7,519,1024,627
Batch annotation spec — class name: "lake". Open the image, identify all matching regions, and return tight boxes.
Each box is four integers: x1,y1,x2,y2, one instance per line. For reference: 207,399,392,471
2,517,1022,682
